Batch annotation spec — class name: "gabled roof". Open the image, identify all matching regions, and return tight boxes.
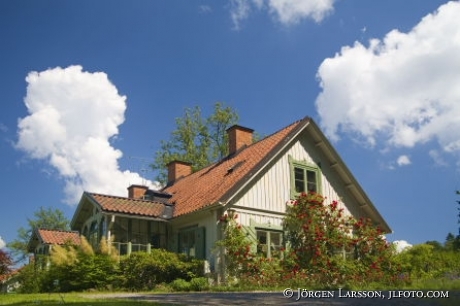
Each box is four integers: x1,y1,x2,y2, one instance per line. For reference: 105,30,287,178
89,193,169,218
28,228,80,253
35,229,80,246
163,116,391,233
71,192,172,230
163,117,307,217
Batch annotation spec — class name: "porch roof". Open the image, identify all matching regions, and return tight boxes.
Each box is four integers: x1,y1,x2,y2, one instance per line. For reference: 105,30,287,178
88,193,171,218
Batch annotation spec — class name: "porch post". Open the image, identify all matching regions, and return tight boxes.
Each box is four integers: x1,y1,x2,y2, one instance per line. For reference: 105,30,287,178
127,242,132,255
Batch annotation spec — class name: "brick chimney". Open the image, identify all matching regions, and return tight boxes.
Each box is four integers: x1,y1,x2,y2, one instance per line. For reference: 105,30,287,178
167,160,192,183
227,125,254,155
127,185,148,199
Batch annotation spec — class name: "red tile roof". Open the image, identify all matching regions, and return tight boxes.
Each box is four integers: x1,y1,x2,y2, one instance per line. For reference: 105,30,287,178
37,229,81,245
88,193,167,218
163,118,308,217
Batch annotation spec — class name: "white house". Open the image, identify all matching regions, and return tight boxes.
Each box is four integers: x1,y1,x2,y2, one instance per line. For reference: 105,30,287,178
34,116,391,276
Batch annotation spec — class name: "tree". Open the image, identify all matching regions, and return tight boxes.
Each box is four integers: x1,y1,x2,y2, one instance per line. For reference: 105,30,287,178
151,102,239,184
0,249,13,276
8,206,70,261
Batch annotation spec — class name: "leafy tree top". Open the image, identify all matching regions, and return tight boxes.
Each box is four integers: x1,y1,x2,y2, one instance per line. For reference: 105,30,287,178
151,102,239,185
8,206,70,261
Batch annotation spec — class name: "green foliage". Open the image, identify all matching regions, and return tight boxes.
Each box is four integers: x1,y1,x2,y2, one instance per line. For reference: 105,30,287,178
215,212,254,281
170,278,191,291
394,243,460,281
8,206,70,261
283,192,400,287
0,249,13,276
15,262,43,293
216,192,403,289
169,276,209,291
189,277,210,291
39,237,119,292
151,102,239,184
215,213,285,288
118,249,204,291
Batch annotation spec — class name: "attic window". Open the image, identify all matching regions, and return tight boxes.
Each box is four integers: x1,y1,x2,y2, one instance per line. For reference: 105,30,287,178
289,156,321,198
294,167,317,193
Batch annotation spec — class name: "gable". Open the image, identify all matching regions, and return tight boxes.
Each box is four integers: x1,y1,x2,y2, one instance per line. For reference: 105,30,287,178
164,116,390,233
163,119,305,217
227,121,391,233
28,228,81,252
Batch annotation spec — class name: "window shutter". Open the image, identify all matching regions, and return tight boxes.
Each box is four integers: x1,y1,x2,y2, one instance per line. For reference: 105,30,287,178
194,227,206,259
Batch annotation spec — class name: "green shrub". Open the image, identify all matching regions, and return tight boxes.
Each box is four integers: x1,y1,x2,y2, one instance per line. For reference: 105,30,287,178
119,249,204,291
190,277,209,291
170,278,191,291
15,263,44,293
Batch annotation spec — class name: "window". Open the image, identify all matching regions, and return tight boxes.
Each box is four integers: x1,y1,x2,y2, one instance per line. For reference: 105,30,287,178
290,156,321,197
256,229,283,258
178,226,205,259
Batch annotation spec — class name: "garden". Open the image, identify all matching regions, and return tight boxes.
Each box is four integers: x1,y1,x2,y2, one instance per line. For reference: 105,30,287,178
1,192,460,305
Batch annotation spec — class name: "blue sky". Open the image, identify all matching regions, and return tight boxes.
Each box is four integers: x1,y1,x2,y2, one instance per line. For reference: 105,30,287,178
1,0,459,252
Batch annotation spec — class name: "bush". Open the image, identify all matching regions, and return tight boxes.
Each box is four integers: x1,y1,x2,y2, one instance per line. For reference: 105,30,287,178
190,277,209,291
15,263,43,293
169,277,209,291
170,278,191,291
119,249,204,291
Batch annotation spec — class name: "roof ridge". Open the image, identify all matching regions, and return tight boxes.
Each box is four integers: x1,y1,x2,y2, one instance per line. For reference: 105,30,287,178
251,116,307,145
163,116,312,217
88,192,164,204
178,117,309,177
38,228,78,233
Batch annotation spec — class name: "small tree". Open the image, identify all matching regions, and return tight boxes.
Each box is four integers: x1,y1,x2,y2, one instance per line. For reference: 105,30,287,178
9,207,70,261
151,102,239,184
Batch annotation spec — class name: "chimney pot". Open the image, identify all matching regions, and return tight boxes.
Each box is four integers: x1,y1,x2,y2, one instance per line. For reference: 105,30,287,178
227,125,254,155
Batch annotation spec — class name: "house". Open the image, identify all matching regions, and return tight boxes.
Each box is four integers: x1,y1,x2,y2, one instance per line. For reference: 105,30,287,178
32,116,391,275
28,228,81,268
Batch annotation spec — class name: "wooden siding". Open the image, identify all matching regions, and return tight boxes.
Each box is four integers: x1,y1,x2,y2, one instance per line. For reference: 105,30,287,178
230,136,354,227
169,209,221,270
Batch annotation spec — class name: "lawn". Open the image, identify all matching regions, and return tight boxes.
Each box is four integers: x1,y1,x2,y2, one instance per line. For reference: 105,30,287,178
0,293,172,306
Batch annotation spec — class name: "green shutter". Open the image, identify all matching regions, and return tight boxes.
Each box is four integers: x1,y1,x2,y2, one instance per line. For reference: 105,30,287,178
194,227,206,259
243,225,257,253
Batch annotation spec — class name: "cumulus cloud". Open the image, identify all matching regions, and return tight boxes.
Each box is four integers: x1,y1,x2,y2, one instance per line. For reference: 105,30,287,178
16,65,155,205
230,0,335,29
0,236,5,249
393,240,413,253
316,1,460,161
396,155,411,167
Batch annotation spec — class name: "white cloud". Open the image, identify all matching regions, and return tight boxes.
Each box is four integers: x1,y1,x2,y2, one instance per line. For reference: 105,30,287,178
199,5,212,14
429,149,448,166
316,2,460,161
230,0,252,30
16,65,154,205
393,240,413,253
230,0,335,29
396,155,411,166
0,236,5,249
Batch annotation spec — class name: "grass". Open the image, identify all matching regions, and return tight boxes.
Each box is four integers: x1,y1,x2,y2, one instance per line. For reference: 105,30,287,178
0,293,170,306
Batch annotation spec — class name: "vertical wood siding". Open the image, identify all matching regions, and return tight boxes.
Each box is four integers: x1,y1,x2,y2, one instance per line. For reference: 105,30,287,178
232,138,353,227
